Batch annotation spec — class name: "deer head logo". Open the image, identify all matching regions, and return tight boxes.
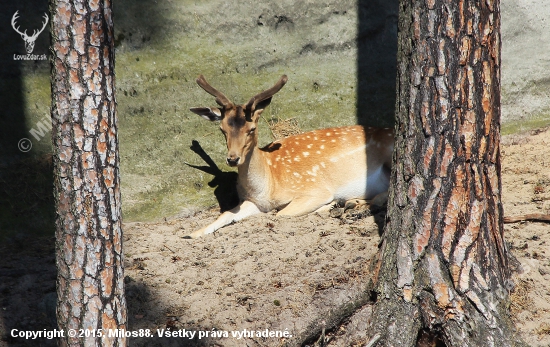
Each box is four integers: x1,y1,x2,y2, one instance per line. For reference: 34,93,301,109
11,11,49,54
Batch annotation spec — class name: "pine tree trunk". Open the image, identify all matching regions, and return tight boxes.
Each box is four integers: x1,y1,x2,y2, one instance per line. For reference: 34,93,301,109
366,0,525,345
50,1,126,346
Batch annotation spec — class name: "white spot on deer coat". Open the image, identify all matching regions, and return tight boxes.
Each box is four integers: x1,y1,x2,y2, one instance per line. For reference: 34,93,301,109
307,165,320,176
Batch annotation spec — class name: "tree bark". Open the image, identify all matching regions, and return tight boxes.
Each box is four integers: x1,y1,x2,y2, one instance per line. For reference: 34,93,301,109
367,0,525,345
50,0,126,346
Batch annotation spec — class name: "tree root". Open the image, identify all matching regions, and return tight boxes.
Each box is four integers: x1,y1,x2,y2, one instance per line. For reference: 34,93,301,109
283,285,374,347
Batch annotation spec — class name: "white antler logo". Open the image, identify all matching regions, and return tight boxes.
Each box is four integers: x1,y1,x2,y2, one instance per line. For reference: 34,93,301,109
11,11,49,54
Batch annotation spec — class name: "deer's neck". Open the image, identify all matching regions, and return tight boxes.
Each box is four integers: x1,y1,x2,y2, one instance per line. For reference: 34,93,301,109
237,145,271,202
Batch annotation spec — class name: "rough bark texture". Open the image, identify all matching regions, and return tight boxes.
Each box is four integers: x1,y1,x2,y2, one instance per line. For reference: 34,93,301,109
367,0,525,346
50,0,126,346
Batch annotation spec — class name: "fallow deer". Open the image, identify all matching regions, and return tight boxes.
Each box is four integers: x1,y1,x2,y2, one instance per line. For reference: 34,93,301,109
186,74,394,238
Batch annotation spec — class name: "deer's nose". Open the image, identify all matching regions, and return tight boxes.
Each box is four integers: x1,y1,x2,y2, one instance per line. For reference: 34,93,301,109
226,157,240,167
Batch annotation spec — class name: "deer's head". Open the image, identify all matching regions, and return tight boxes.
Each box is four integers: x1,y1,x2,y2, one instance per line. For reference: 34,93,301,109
190,75,288,167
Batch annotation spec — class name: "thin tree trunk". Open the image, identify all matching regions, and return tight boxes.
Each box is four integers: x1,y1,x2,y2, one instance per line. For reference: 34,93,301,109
367,0,525,345
50,0,126,346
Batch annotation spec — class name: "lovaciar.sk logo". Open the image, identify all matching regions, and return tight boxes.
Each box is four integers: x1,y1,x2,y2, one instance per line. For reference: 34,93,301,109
11,10,48,61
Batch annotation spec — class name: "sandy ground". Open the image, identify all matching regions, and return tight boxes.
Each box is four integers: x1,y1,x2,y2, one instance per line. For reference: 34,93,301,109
1,127,549,347
500,128,550,346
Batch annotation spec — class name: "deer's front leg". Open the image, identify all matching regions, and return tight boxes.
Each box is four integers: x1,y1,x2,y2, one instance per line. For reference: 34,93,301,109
185,200,262,239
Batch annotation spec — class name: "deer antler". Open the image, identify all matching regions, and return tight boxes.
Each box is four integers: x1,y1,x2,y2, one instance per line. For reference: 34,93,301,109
196,75,233,108
246,75,288,111
29,13,49,40
11,11,27,38
11,11,48,40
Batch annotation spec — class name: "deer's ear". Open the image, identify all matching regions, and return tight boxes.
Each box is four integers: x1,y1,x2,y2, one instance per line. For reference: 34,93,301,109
190,107,222,121
248,97,272,122
254,97,272,113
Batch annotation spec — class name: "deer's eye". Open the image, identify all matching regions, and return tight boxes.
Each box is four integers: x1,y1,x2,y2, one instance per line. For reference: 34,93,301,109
248,127,256,135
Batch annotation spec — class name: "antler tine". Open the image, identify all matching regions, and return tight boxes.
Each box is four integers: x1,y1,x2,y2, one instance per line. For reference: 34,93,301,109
30,13,48,39
196,75,233,108
11,11,25,37
40,13,49,30
31,13,50,39
246,75,288,111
